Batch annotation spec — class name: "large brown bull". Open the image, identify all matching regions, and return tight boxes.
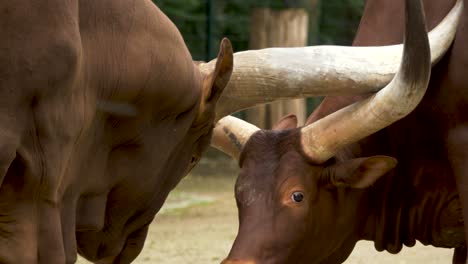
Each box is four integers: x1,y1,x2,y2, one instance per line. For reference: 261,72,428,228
0,1,235,263
212,0,467,263
0,0,459,263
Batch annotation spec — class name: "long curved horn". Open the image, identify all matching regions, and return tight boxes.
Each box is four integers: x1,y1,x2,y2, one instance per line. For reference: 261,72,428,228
200,0,461,120
211,116,260,160
300,0,436,163
211,0,461,161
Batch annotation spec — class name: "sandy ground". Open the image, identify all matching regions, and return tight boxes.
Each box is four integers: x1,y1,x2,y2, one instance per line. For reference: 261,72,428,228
78,158,454,264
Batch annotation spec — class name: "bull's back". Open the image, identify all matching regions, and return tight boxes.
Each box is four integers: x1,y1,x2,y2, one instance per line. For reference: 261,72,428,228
354,0,456,45
78,0,201,112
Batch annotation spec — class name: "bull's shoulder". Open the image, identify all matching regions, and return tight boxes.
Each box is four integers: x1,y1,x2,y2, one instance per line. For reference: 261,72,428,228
364,157,464,252
80,0,202,116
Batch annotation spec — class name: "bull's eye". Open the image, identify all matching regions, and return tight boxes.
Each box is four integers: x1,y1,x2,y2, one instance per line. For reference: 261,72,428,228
291,192,304,203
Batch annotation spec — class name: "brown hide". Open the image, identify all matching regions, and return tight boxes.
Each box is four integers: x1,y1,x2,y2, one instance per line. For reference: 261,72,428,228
224,0,468,263
0,0,232,263
344,0,468,254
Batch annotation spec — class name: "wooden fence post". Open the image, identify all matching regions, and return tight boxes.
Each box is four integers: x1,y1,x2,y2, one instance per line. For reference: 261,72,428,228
244,8,309,129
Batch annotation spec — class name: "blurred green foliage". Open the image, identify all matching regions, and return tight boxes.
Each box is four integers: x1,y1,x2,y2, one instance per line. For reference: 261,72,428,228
153,0,365,60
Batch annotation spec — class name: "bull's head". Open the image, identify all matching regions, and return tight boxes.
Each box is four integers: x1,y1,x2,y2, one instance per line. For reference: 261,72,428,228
210,0,462,263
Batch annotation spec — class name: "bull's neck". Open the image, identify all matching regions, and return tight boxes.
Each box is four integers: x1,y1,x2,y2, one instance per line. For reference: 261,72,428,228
353,135,464,253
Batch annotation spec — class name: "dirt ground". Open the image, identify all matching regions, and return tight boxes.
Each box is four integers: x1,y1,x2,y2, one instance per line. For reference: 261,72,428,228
78,157,454,264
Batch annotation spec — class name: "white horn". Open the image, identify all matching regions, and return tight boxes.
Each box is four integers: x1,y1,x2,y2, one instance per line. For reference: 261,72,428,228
300,0,453,163
199,0,462,120
211,116,260,160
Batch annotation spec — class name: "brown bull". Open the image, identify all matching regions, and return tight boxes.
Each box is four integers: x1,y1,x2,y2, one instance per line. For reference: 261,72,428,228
212,0,468,263
0,0,460,263
0,0,235,263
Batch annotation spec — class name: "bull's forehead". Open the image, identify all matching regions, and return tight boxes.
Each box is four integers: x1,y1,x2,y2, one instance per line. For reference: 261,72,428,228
240,128,300,162
235,130,314,206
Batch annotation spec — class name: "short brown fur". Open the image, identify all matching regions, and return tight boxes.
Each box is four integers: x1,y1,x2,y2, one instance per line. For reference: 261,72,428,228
0,1,233,263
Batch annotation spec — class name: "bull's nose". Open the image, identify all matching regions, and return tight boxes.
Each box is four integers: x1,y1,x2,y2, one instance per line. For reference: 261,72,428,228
221,259,256,264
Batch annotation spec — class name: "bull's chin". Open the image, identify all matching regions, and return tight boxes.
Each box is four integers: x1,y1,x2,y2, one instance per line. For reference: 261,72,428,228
76,233,122,263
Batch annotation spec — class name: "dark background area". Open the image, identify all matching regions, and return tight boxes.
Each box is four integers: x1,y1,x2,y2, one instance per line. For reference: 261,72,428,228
153,0,365,61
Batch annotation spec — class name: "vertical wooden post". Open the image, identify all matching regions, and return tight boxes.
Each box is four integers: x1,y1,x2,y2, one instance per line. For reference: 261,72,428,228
245,8,309,129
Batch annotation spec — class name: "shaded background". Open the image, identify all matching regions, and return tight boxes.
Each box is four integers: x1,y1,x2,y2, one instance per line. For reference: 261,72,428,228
79,0,455,263
153,0,365,61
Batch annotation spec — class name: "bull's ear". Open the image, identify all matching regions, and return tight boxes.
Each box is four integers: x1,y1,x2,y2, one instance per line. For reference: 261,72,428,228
324,156,397,188
273,114,298,130
201,38,233,106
